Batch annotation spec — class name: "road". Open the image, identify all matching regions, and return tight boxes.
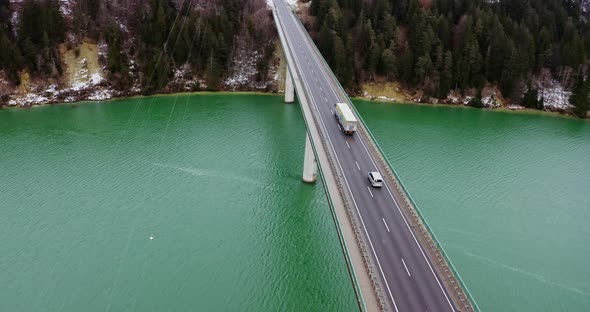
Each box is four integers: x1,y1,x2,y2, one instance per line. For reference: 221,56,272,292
273,1,459,311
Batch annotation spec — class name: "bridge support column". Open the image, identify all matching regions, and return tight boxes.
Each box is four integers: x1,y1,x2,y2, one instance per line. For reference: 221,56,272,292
303,133,317,183
285,67,295,103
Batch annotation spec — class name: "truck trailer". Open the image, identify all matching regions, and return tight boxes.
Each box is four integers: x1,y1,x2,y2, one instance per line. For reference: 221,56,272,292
333,102,358,135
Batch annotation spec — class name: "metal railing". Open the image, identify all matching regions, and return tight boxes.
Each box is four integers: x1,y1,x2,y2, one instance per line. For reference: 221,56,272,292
272,4,388,311
290,8,480,311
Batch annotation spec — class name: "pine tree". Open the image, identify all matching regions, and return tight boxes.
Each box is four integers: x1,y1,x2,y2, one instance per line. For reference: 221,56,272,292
333,35,345,79
570,74,590,118
310,0,321,16
438,51,453,98
381,48,396,80
521,84,541,109
468,88,484,108
319,21,333,64
205,51,221,91
341,34,355,91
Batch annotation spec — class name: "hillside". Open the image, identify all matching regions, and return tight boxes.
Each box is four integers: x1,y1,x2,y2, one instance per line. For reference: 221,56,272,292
297,0,590,117
0,0,279,106
0,0,589,117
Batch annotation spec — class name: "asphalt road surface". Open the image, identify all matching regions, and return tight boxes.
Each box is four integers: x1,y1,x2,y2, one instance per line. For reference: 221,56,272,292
274,1,459,311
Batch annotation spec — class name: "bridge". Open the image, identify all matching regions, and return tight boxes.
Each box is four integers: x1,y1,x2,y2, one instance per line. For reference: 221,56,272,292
271,0,477,311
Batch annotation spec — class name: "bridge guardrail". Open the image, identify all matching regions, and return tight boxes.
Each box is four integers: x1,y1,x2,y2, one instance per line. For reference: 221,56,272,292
293,10,481,311
272,4,389,311
281,25,390,312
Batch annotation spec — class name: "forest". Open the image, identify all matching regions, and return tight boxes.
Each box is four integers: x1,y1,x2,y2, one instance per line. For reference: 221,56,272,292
0,0,275,92
0,0,588,116
304,0,589,116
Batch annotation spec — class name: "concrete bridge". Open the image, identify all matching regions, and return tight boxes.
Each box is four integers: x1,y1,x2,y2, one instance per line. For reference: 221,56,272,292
271,0,478,311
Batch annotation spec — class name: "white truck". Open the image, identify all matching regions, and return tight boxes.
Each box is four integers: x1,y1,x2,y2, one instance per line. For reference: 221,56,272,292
333,102,358,135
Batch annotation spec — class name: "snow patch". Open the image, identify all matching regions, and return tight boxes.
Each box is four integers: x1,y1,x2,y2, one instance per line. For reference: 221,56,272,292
89,73,104,85
116,18,129,33
224,49,263,89
10,11,19,37
87,89,112,101
538,81,573,112
286,0,299,8
462,96,473,105
97,42,108,59
507,105,524,110
7,93,49,106
59,0,73,18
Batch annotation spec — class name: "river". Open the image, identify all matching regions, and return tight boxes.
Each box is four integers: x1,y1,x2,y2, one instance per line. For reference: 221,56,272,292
1,94,588,311
355,100,590,311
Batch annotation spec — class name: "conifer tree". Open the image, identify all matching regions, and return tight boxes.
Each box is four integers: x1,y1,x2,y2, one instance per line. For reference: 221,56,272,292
570,74,590,117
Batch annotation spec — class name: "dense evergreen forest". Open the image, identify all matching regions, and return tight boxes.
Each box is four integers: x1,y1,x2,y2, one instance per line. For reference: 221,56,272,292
0,0,274,93
304,0,590,116
0,0,588,116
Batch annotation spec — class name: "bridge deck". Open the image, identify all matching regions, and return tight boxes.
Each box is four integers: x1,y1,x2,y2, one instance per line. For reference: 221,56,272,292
272,0,476,311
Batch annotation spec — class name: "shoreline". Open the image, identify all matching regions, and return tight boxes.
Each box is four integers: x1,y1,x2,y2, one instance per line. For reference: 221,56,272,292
352,96,587,120
2,90,585,120
0,90,283,110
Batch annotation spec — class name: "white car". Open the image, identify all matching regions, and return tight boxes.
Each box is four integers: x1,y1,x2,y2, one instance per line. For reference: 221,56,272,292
368,171,383,188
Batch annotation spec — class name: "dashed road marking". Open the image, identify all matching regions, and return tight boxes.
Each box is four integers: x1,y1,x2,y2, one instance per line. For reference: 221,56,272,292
382,218,390,232
402,258,411,277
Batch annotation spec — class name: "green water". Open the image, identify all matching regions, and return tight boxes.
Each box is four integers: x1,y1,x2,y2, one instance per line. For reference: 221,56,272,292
354,100,590,311
0,94,357,311
1,94,589,311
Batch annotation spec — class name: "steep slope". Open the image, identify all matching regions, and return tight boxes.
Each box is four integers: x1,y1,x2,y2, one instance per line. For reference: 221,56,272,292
298,0,590,116
0,0,279,107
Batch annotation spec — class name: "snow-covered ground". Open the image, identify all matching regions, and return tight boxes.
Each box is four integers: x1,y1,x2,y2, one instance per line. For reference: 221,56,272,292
507,105,524,110
11,11,19,37
170,64,201,91
59,0,73,18
538,81,573,112
224,49,263,90
4,58,113,107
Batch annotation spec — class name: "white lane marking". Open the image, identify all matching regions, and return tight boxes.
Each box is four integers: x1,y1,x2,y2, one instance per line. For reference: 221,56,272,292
355,161,360,170
319,86,323,92
294,20,340,102
324,97,328,103
382,218,390,232
315,77,318,82
402,258,411,277
330,109,334,115
367,186,374,198
283,23,399,312
357,135,456,311
289,9,455,311
346,141,350,149
337,123,341,130
290,8,453,305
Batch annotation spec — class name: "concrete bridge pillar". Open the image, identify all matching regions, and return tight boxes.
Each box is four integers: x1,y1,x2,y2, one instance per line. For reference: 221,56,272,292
285,67,295,103
303,133,318,183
